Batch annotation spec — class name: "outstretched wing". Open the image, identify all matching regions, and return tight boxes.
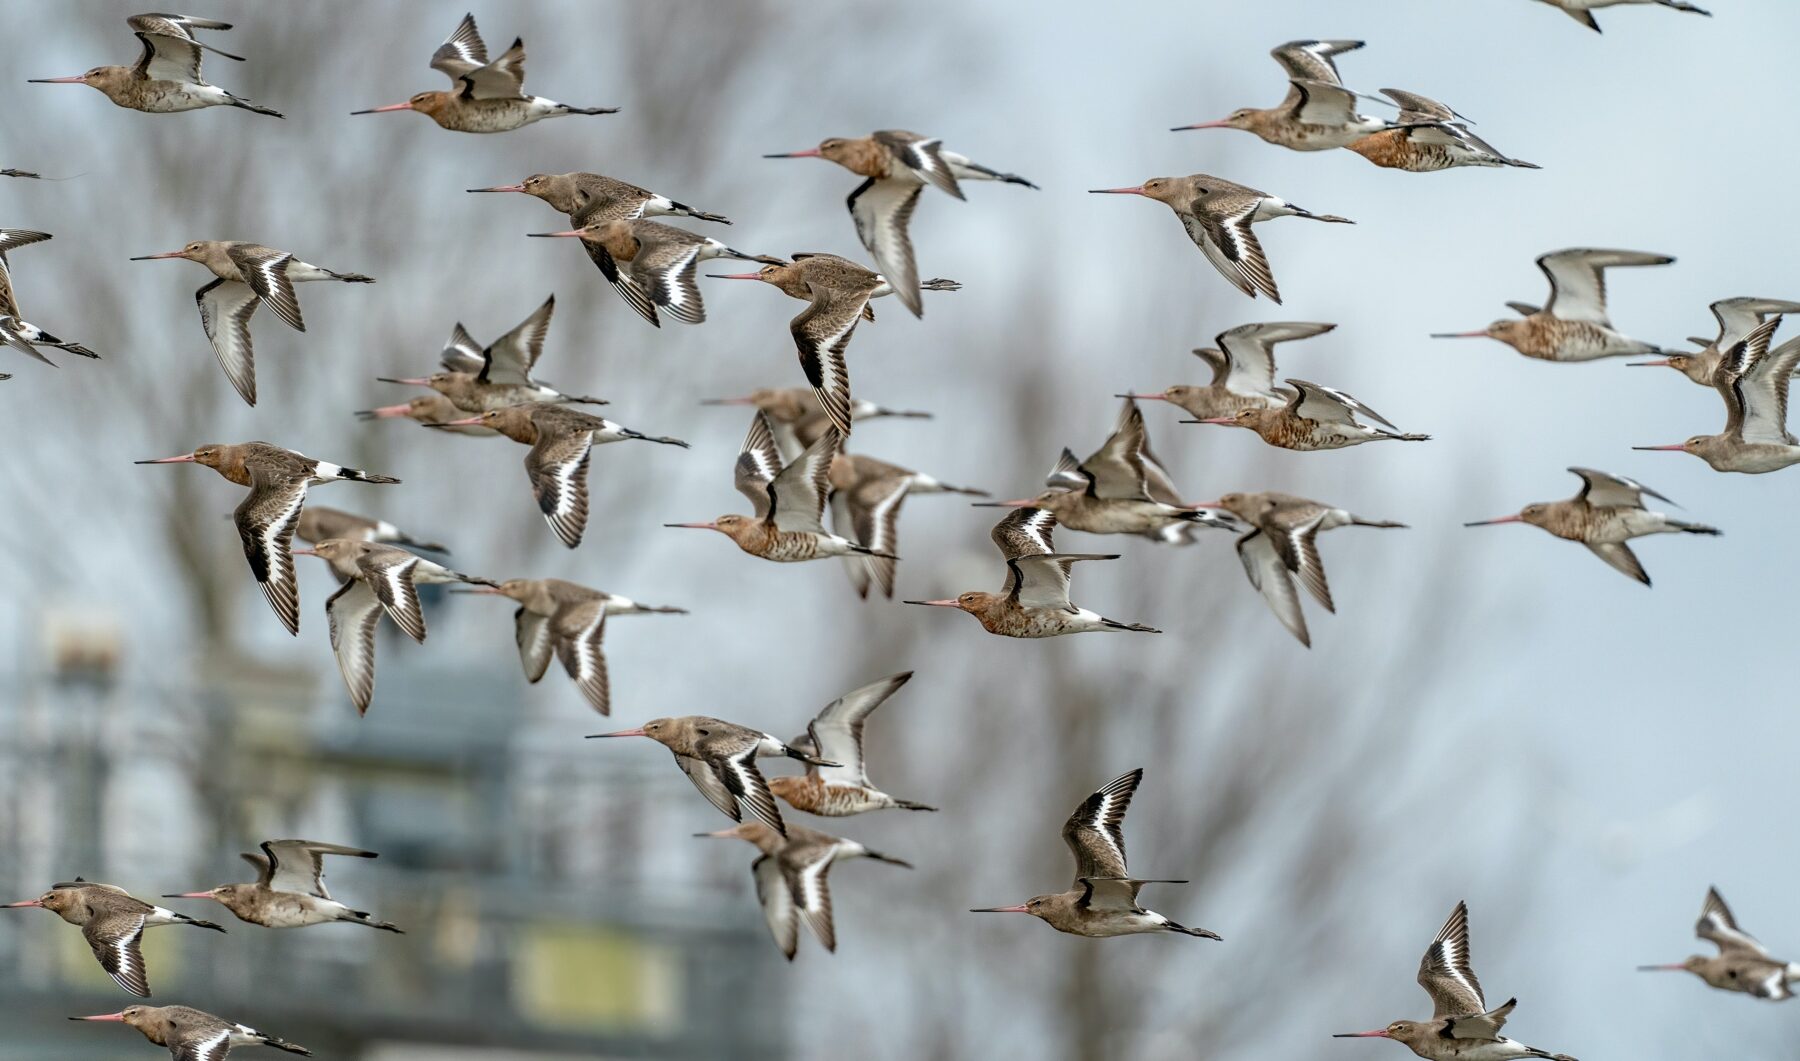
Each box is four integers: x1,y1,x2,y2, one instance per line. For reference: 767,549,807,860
1538,248,1673,325
1061,768,1142,884
1697,887,1769,956
768,427,837,534
481,294,554,384
1417,901,1486,1019
807,672,912,788
430,12,489,81
1568,467,1669,510
733,413,783,519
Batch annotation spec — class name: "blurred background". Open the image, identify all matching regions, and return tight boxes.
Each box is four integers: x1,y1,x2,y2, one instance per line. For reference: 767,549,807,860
2,0,1797,1056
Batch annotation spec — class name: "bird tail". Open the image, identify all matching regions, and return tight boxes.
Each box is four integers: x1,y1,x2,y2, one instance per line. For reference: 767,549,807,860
920,277,963,292
1101,618,1161,634
786,745,841,768
1504,157,1543,169
325,269,376,284
1671,519,1722,535
849,543,900,561
622,429,690,448
1297,209,1355,224
559,393,610,406
667,200,731,224
559,104,621,115
1352,517,1408,529
395,534,450,554
892,798,939,812
1174,508,1235,529
179,914,227,933
228,94,284,119
344,909,405,934
1659,0,1709,11
337,467,401,484
453,571,500,588
255,1032,312,1056
1163,919,1223,941
1378,431,1432,442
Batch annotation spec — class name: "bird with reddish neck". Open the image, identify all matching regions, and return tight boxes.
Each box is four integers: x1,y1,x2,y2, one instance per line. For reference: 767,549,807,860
1173,39,1389,150
69,1004,310,1057
1634,317,1800,474
30,13,282,118
350,12,615,132
528,219,777,327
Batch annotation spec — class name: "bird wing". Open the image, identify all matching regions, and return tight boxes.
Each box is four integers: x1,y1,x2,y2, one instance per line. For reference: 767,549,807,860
325,578,383,714
874,130,964,200
1078,400,1155,501
236,464,310,636
526,427,593,549
1732,323,1797,445
752,854,800,960
733,412,783,519
238,851,273,885
459,36,527,100
791,282,872,436
439,321,486,373
1285,378,1395,428
1186,204,1279,303
263,840,374,901
1216,321,1333,397
713,748,786,836
1568,467,1669,510
1711,297,1800,349
130,27,204,84
808,672,911,788
196,278,262,406
0,229,52,319
226,245,304,332
514,607,554,683
768,427,837,534
675,752,741,821
482,295,553,385
551,600,610,715
849,178,926,317
1445,999,1515,1041
992,507,1063,604
1538,248,1672,325
1062,768,1142,883
83,912,150,997
1378,87,1462,123
172,1030,233,1061
844,476,907,599
1269,509,1333,612
1238,529,1309,647
1697,887,1769,956
1289,78,1363,126
1418,901,1487,1018
1270,39,1363,84
1075,876,1150,912
354,547,426,642
1586,542,1650,585
629,237,707,325
781,843,838,953
430,12,488,80
584,239,661,327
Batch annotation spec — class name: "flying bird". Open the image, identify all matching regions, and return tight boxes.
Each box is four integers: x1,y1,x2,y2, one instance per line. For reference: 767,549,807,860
971,769,1218,940
906,507,1160,637
1431,248,1673,362
130,240,374,406
296,506,448,554
162,839,401,933
5,880,223,997
1090,174,1351,303
351,12,616,132
1634,318,1800,473
765,130,1034,315
1639,887,1800,1001
0,230,99,368
1346,89,1539,171
1464,467,1718,584
978,398,1235,543
1203,491,1407,647
456,577,687,714
294,539,497,714
1631,297,1800,385
30,13,281,117
697,822,909,960
1532,0,1710,33
1334,902,1577,1061
589,717,838,837
135,443,400,635
376,295,607,412
1121,321,1335,421
431,403,687,548
665,413,889,564
1173,39,1389,150
358,393,498,434
69,1005,310,1058
829,450,985,597
768,672,936,816
529,219,777,327
1192,378,1430,449
710,253,959,433
702,386,931,460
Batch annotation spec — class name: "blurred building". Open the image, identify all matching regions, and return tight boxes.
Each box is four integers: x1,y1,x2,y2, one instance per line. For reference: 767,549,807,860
0,610,785,1059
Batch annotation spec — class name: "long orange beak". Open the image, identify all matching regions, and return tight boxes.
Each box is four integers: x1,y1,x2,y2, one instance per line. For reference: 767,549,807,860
70,1012,127,1021
763,148,822,158
3,899,43,908
28,75,89,84
970,498,1035,508
467,183,524,193
1633,444,1686,452
291,548,319,557
1170,119,1231,131
161,891,216,900
699,396,755,406
1114,393,1168,401
1088,186,1147,196
351,101,415,114
1429,330,1490,339
133,453,196,464
527,229,586,239
664,521,719,530
706,272,764,280
449,586,506,595
969,904,1029,913
587,728,646,738
357,403,412,419
904,599,961,608
377,376,432,386
1463,515,1522,526
1193,417,1237,425
128,250,188,261
1637,963,1687,971
1629,359,1674,368
1332,1030,1393,1039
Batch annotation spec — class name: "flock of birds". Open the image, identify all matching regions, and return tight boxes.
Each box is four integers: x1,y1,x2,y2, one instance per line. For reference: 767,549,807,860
0,4,1782,1058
